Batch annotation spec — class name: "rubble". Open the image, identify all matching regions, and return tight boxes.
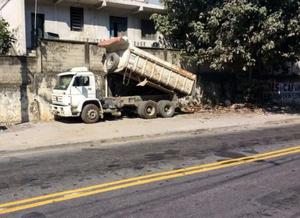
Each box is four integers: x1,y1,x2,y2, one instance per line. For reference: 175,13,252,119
182,102,266,114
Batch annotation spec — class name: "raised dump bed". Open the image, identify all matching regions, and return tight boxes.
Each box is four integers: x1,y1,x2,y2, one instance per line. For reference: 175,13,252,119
99,37,197,96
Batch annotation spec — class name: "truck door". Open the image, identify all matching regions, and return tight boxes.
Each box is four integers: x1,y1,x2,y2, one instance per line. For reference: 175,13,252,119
87,75,96,99
71,76,91,107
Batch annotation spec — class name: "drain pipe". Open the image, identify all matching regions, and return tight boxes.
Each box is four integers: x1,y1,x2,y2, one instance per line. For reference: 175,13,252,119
105,75,108,97
34,0,37,47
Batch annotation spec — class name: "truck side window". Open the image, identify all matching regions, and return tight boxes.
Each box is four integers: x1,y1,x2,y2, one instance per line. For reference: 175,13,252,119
73,76,90,87
83,76,90,86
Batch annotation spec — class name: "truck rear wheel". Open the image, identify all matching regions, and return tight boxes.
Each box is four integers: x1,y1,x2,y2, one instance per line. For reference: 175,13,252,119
137,101,157,119
158,100,175,118
81,104,100,124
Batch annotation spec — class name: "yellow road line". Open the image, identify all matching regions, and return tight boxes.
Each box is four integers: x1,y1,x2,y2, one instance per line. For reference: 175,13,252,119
1,145,300,215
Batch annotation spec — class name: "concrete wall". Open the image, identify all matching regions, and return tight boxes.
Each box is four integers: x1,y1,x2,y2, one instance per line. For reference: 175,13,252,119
257,77,300,106
40,40,106,74
0,55,40,124
0,0,27,55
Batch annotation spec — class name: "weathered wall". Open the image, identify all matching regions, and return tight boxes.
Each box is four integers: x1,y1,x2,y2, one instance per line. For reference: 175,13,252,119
254,76,300,106
40,40,105,73
0,56,40,124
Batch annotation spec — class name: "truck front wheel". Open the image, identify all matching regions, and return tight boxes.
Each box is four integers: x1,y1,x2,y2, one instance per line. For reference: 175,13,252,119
137,101,157,119
81,104,100,124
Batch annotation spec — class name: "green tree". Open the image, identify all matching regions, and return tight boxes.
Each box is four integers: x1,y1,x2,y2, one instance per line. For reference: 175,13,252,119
0,18,15,55
152,0,300,73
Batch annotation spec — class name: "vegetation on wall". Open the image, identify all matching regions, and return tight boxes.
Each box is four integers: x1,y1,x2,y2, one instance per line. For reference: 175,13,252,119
152,0,300,74
0,18,15,55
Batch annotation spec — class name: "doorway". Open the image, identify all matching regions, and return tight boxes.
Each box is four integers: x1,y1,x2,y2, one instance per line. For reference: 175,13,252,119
31,13,45,48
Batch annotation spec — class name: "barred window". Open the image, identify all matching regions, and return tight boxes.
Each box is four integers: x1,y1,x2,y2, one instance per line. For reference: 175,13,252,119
70,7,84,31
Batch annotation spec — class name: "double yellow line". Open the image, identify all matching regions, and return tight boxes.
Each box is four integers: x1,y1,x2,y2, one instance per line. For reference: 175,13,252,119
1,145,300,215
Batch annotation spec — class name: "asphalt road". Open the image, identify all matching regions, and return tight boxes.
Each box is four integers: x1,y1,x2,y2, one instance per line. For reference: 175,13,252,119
1,124,300,218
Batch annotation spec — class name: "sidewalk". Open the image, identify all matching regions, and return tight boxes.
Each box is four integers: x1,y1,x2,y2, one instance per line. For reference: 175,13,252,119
1,111,300,152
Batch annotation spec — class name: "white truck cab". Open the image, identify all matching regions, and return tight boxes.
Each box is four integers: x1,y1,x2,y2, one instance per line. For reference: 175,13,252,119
51,67,103,123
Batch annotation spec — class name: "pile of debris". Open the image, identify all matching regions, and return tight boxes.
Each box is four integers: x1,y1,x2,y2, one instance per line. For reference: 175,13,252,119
182,99,300,115
181,101,266,114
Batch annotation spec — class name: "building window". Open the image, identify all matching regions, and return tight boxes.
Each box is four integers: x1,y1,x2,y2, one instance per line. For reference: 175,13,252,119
110,17,128,37
31,13,44,48
141,20,157,40
70,7,84,31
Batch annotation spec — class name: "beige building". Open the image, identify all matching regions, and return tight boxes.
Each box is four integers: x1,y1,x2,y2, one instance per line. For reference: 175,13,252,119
0,0,164,55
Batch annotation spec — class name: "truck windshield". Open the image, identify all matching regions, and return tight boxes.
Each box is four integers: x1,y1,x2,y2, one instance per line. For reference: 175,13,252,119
54,75,74,90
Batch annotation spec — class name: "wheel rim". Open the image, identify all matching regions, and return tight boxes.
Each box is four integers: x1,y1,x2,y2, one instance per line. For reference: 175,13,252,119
146,106,155,116
164,105,171,114
87,109,97,120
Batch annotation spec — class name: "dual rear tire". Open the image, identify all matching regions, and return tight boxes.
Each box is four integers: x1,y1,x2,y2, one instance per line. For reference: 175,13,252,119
137,101,157,119
137,100,175,119
157,100,175,118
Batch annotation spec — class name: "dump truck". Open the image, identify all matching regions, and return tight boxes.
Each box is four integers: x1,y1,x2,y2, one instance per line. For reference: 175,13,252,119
51,37,197,123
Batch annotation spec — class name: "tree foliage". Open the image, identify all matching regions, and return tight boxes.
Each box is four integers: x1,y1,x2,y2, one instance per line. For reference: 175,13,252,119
152,0,300,73
0,18,15,55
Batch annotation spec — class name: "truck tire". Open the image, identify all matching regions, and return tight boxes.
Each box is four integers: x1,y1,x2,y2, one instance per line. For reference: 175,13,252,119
106,53,120,72
81,104,100,124
137,101,158,119
158,100,175,118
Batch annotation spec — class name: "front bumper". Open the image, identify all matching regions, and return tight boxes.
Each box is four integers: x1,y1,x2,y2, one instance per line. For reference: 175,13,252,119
50,104,77,117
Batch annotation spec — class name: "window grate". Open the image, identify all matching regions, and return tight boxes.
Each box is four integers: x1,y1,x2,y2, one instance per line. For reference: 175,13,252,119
70,7,84,31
